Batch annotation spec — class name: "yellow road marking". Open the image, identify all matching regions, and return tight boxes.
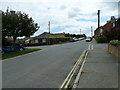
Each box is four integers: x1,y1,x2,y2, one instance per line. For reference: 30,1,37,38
59,50,88,89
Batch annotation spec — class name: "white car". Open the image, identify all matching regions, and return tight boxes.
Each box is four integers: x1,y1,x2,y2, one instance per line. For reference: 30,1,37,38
86,37,92,42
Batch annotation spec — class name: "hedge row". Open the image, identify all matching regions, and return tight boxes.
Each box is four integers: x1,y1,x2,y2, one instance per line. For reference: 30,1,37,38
109,40,120,46
95,35,108,43
47,37,70,44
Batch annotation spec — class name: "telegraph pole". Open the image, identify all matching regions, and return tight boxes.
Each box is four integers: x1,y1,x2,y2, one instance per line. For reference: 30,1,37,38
91,26,93,37
80,29,81,34
48,21,50,33
97,10,100,28
48,21,51,45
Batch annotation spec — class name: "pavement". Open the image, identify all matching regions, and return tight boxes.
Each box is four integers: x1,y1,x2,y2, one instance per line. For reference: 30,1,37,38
77,39,119,88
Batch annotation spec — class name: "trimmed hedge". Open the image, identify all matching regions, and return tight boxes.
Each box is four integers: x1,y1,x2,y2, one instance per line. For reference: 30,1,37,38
109,40,120,46
47,37,70,44
95,35,107,43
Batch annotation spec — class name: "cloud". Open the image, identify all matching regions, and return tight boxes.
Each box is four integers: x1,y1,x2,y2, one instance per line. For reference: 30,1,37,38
68,7,80,18
0,0,119,37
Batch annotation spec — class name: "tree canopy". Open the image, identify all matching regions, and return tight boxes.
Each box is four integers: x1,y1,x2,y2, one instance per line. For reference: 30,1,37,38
2,9,40,46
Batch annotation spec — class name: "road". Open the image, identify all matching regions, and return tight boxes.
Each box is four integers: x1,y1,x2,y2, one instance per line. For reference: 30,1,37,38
2,40,89,88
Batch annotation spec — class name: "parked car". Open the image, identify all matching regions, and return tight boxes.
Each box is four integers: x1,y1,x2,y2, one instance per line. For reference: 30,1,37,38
86,37,92,42
78,37,85,41
2,45,25,54
69,38,75,42
69,38,79,42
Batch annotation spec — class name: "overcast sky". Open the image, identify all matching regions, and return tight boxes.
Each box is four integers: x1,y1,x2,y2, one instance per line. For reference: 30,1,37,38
1,0,119,37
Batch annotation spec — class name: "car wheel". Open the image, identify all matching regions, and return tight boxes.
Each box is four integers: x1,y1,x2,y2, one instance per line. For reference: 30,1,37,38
19,48,24,51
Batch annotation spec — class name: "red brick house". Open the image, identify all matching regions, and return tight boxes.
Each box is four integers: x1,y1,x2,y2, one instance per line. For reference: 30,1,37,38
94,26,103,37
94,16,120,41
102,16,117,35
94,16,118,37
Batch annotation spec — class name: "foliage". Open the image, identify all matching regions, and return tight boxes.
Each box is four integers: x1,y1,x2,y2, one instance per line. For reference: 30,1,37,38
109,40,120,46
2,9,40,46
47,37,70,44
95,35,108,43
65,34,86,38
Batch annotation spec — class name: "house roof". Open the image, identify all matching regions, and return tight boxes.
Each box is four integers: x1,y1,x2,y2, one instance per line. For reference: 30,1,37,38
24,37,35,40
24,32,66,40
36,32,65,39
36,32,55,39
53,33,65,37
6,37,13,40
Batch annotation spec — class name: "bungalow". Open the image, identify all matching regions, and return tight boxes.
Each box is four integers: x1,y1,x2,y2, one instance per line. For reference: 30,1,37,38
24,32,66,45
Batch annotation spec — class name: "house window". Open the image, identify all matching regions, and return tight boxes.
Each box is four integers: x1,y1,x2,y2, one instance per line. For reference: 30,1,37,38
42,39,46,43
35,39,38,43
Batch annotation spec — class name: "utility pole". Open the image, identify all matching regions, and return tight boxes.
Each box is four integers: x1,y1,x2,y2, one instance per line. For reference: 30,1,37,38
97,10,100,28
48,21,50,33
80,29,81,34
47,21,51,45
91,26,93,37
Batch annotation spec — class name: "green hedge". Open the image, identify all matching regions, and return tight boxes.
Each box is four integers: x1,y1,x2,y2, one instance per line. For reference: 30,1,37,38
109,40,120,46
95,35,107,43
47,37,70,44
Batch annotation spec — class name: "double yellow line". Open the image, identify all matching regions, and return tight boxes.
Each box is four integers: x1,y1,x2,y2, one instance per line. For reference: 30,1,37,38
59,50,88,89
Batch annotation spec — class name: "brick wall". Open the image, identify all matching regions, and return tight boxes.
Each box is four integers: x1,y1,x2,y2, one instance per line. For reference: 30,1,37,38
108,44,120,61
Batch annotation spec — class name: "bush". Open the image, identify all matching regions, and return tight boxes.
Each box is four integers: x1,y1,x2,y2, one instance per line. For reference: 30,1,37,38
109,40,120,46
48,37,70,44
95,35,108,43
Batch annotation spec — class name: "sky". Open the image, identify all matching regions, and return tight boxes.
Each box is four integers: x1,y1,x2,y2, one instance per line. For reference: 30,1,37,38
0,0,119,37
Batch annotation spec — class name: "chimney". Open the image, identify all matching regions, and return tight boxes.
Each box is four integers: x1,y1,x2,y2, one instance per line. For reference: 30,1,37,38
111,16,115,20
111,16,115,23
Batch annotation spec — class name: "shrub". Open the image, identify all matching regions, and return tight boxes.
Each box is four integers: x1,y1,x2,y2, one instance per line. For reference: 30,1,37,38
48,37,70,44
95,35,108,43
109,40,120,46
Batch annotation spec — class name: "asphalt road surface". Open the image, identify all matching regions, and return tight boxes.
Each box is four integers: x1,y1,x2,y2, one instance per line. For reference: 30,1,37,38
2,40,89,88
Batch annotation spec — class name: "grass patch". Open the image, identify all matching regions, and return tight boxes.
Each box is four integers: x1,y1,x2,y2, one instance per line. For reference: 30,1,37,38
2,48,42,60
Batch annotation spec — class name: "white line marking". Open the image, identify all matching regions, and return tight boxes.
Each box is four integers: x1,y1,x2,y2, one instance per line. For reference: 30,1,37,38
91,45,93,50
88,44,91,50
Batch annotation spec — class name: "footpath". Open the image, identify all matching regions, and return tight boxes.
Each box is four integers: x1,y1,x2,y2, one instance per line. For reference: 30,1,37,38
77,40,119,88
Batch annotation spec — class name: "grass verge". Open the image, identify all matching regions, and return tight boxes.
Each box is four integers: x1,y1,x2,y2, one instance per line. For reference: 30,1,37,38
2,48,42,60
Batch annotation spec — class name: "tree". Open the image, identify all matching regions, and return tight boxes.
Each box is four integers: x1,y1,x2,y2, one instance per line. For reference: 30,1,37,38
2,9,40,47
